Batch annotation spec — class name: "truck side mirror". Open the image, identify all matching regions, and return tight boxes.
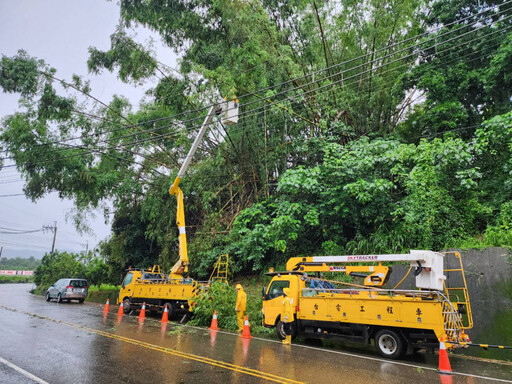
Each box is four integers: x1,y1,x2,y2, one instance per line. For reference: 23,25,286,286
262,286,267,300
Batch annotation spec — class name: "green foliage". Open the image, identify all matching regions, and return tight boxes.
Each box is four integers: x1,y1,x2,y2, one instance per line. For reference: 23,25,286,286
0,50,41,96
87,284,119,292
228,127,512,269
400,1,512,139
87,30,158,84
0,257,41,270
188,281,271,335
2,0,512,281
84,257,109,286
33,251,111,289
34,251,87,289
0,276,34,284
188,282,238,330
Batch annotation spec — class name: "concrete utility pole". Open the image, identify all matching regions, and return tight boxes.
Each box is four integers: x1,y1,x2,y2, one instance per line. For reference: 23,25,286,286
51,221,57,253
43,222,57,253
0,246,3,262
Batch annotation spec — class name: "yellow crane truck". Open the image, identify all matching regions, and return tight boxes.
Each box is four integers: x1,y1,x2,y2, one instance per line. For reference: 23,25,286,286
262,250,473,359
117,97,238,318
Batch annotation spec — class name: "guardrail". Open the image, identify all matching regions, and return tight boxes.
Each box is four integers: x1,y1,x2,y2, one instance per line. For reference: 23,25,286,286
0,270,34,276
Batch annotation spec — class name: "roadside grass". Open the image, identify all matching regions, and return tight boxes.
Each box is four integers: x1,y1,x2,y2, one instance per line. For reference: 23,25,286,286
0,275,34,284
86,284,120,304
87,284,119,292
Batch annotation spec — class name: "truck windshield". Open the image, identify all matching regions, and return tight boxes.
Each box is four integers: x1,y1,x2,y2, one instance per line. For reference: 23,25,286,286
123,273,133,287
267,281,290,299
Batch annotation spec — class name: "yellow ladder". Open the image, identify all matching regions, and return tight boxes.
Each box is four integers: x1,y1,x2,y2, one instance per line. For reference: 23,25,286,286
209,254,229,284
442,251,473,330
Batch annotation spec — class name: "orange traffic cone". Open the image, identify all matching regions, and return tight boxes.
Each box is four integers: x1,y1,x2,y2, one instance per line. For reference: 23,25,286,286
209,310,219,331
241,315,252,339
117,302,124,316
103,299,110,313
160,305,169,323
438,336,453,374
138,302,146,322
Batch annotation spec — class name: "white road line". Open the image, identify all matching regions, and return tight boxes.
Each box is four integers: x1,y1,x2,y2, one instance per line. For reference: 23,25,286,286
0,357,49,384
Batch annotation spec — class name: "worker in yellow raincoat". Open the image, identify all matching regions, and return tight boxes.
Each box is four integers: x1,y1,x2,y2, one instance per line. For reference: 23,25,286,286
281,288,294,345
235,284,247,332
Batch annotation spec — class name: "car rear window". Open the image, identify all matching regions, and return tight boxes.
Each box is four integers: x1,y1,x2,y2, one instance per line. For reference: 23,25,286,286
70,280,88,287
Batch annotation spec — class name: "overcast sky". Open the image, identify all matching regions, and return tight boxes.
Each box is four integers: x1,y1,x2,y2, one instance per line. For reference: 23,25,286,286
0,0,176,258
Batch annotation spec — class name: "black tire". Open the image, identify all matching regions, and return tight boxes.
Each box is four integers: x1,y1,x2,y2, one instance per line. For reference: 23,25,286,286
78,299,84,304
123,298,131,314
57,293,62,303
276,319,296,340
45,292,51,302
163,302,175,319
374,329,405,359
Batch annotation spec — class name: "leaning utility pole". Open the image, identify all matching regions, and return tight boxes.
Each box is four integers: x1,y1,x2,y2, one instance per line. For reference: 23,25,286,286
43,222,57,253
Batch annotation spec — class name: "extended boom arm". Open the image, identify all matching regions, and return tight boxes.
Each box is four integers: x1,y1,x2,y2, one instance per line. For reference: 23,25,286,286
168,99,238,279
286,251,446,290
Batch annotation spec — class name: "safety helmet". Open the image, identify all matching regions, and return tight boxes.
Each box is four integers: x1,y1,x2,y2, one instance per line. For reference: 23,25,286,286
235,284,242,290
283,288,289,296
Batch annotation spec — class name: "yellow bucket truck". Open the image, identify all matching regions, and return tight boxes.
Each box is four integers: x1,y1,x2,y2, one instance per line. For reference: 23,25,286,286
262,250,473,359
117,97,238,317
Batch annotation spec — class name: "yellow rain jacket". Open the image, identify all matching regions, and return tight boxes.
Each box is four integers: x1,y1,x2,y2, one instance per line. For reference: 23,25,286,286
235,284,247,332
281,288,294,323
236,285,247,313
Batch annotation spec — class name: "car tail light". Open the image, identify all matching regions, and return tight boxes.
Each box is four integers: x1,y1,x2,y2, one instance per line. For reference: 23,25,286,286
66,285,73,292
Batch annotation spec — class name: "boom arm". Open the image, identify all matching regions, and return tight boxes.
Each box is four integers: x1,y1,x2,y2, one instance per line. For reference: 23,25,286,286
168,99,238,279
286,251,446,290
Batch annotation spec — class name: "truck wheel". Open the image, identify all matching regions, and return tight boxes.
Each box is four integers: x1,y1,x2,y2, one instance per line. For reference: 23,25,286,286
163,302,175,319
375,329,405,359
276,320,296,341
123,298,132,314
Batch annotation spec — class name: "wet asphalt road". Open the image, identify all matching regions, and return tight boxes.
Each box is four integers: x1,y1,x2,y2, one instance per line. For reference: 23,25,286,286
0,284,510,384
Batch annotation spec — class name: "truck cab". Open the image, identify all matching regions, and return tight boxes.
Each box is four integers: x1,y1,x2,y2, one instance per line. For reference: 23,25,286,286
118,269,140,312
262,273,303,336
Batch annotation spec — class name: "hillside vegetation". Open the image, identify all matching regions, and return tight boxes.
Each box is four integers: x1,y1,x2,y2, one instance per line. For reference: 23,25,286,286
0,256,41,270
1,0,511,282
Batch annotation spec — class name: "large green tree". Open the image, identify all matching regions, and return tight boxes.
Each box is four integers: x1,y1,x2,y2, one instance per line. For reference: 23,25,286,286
1,0,511,279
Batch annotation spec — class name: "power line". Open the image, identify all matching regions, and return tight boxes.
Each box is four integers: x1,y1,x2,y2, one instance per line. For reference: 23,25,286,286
0,11,509,177
1,1,509,157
